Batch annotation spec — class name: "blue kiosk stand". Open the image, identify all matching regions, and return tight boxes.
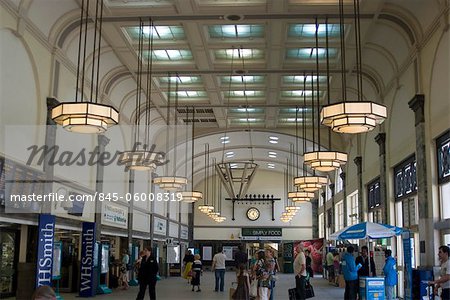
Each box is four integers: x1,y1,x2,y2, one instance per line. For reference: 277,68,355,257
97,243,112,294
129,244,139,286
359,277,385,300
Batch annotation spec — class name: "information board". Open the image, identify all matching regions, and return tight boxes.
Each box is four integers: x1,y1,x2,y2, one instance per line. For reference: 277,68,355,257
52,242,62,280
167,245,180,264
202,246,212,261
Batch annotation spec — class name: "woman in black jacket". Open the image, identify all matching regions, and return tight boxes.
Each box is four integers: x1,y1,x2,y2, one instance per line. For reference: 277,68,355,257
136,247,159,300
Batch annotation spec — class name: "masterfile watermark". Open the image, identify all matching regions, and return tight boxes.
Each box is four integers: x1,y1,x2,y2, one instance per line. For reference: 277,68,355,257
25,142,168,168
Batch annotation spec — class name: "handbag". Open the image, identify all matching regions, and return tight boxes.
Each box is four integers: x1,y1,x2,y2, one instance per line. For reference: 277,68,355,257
250,280,258,297
305,281,315,299
288,288,297,300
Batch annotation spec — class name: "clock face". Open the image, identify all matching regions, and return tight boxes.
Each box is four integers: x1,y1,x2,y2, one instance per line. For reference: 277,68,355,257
246,207,260,221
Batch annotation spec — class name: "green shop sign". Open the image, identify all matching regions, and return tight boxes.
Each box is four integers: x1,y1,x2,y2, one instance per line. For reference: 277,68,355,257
241,228,282,239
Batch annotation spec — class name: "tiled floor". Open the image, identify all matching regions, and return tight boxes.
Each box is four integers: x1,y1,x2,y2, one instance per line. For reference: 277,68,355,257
14,272,345,299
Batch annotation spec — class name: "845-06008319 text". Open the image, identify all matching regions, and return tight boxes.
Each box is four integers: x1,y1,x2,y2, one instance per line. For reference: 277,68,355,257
9,192,184,203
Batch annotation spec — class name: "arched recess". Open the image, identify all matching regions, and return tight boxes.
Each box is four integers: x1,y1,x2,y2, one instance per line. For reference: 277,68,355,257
0,28,44,163
428,29,450,139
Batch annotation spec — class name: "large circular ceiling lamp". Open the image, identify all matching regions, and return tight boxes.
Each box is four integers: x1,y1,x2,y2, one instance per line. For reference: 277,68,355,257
288,191,315,202
304,19,348,172
197,144,216,213
294,176,328,193
52,0,118,133
320,0,386,134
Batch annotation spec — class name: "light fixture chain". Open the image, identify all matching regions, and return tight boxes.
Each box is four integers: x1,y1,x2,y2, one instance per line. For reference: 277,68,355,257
240,46,254,163
315,17,321,150
94,0,104,103
221,46,235,164
339,0,347,101
144,18,154,148
74,0,85,102
80,0,90,102
89,0,99,103
325,17,332,149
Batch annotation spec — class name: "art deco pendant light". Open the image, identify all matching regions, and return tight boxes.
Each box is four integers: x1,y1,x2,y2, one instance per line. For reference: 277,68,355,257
153,74,188,190
304,18,347,172
198,144,214,213
120,19,164,171
294,73,327,192
320,0,386,133
180,107,203,203
52,0,118,133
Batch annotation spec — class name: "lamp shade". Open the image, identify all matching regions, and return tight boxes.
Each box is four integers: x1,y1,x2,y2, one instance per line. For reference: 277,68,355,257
320,101,387,134
52,102,119,134
288,191,315,202
304,151,348,172
294,176,327,192
153,176,188,191
179,191,203,203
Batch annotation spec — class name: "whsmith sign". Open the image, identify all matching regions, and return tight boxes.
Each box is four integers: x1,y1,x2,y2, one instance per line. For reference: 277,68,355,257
241,228,282,240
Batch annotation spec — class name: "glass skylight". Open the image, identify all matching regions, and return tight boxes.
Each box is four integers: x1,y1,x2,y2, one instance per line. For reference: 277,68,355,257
208,24,265,39
124,25,185,41
148,49,193,61
279,108,311,113
288,24,342,38
214,48,264,60
168,91,207,98
158,76,202,84
283,75,328,84
229,108,264,114
225,90,264,98
221,75,265,84
282,90,323,98
286,48,337,60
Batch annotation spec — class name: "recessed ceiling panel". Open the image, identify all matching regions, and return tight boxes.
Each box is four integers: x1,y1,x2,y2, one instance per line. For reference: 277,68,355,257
208,24,265,39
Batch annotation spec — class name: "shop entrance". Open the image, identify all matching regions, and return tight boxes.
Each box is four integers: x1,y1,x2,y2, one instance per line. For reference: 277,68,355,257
0,228,19,298
54,230,80,293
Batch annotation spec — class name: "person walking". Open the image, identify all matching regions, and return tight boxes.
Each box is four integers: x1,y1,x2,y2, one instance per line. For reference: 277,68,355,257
232,264,250,300
342,246,361,300
305,249,314,278
265,248,277,300
383,250,397,300
191,254,203,292
430,245,450,300
120,249,130,290
294,244,307,300
235,245,248,271
182,250,195,283
136,247,159,300
253,250,270,300
212,247,227,292
326,250,335,283
333,252,341,287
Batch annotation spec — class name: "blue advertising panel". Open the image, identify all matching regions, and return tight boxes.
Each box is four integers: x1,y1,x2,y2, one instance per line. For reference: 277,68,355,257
402,231,413,300
79,222,96,297
36,214,55,288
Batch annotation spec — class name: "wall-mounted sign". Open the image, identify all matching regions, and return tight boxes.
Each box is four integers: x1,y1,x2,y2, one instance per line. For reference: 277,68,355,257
102,203,127,228
169,222,179,238
241,227,282,240
79,222,96,297
36,214,55,288
180,226,188,240
153,216,167,236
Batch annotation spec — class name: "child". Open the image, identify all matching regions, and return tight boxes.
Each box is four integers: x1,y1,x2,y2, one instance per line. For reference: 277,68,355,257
191,254,202,292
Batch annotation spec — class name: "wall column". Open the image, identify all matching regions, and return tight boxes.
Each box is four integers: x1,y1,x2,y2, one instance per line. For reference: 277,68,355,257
341,171,347,227
375,133,388,223
329,183,335,233
354,156,364,222
408,94,434,268
43,97,59,214
94,135,110,241
321,191,327,239
311,199,319,239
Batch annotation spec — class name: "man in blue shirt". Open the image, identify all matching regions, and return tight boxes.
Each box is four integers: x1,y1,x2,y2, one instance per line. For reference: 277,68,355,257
383,249,397,300
342,246,360,300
